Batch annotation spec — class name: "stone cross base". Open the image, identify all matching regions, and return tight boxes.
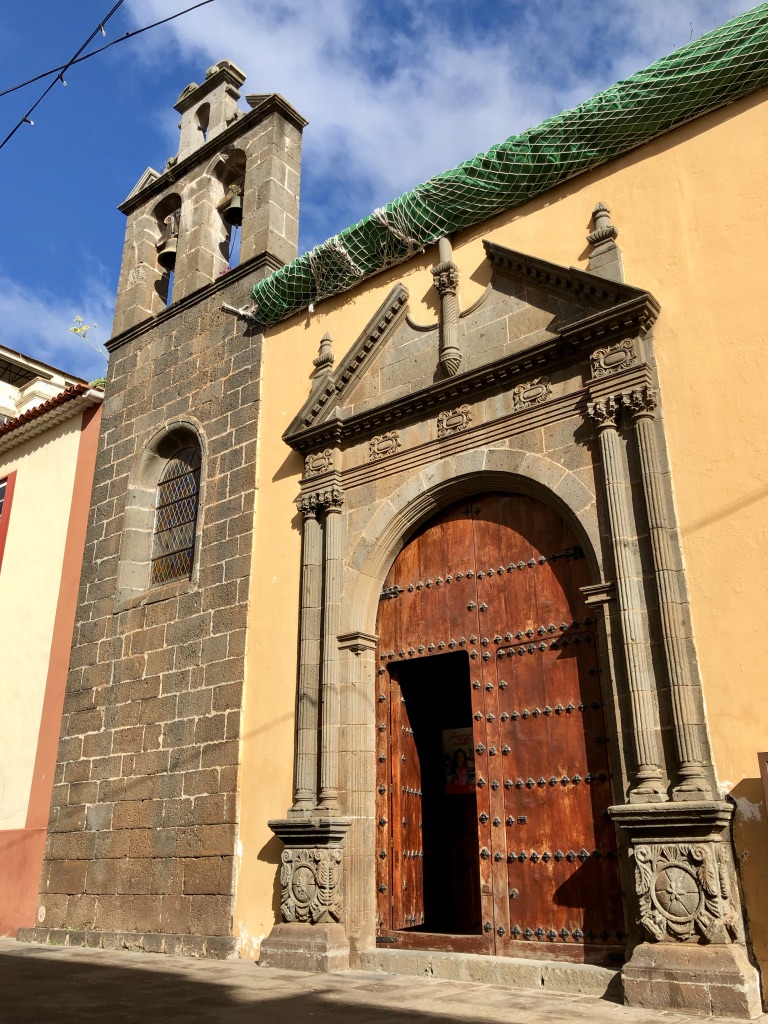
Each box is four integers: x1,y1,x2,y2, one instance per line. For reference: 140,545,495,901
623,943,761,1019
258,923,350,972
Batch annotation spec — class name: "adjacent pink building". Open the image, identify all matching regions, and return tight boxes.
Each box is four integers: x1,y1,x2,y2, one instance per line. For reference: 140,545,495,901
0,347,103,935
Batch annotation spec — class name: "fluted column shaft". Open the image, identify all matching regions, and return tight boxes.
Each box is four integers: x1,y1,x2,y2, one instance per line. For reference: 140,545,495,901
589,397,665,801
292,501,323,810
627,388,713,799
318,496,344,810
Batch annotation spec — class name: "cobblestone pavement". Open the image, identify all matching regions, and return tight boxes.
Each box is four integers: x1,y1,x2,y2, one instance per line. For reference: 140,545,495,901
1,938,764,1024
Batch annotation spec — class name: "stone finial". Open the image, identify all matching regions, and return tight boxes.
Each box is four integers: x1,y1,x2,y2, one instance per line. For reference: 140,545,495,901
586,202,624,283
587,202,618,246
313,333,335,375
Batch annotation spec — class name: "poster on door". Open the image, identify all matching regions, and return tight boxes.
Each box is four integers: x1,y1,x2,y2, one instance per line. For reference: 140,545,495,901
443,728,476,793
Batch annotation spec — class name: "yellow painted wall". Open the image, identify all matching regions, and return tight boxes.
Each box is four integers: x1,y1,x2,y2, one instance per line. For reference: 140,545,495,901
237,86,768,974
0,417,81,828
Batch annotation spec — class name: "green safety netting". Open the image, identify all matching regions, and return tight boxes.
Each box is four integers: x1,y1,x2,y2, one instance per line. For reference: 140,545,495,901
251,3,768,326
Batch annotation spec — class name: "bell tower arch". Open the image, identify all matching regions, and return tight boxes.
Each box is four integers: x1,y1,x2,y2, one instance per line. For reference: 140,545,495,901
112,60,307,333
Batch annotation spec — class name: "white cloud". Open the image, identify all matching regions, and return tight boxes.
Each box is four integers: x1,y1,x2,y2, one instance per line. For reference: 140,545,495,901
124,0,755,245
0,272,113,382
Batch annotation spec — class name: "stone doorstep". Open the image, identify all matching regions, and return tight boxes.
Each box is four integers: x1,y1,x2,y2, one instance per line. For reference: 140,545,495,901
358,949,622,1000
16,927,237,960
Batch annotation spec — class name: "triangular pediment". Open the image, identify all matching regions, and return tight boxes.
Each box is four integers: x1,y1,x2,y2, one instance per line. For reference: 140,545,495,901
285,241,657,449
124,166,161,202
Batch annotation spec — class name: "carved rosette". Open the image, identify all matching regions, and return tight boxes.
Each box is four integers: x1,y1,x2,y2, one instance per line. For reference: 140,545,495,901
437,404,472,437
431,260,459,297
634,842,741,944
369,431,401,461
304,448,333,477
590,339,636,378
280,847,344,924
513,377,552,411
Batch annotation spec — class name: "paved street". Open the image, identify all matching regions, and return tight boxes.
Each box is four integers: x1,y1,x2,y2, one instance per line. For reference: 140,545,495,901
1,938,764,1024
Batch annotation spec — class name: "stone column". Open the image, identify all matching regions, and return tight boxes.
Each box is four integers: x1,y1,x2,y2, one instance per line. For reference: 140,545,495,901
318,486,345,811
260,482,353,973
624,386,714,800
432,237,462,376
292,495,323,811
587,396,665,801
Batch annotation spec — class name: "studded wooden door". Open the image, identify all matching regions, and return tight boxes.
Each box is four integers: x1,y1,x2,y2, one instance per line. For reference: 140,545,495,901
375,493,625,960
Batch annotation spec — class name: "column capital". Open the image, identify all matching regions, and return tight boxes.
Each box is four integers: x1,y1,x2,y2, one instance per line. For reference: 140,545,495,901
319,485,344,512
296,493,320,518
431,260,459,297
298,482,345,515
623,385,658,422
587,395,620,430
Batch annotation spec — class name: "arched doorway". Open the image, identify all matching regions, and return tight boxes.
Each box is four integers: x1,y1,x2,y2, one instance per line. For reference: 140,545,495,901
375,492,625,963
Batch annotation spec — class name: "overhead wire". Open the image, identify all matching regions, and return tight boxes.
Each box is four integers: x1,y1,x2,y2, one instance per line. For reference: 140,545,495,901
0,0,129,151
0,1,216,100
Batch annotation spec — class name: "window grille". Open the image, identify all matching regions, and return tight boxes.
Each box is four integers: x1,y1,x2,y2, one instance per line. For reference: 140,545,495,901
0,479,6,521
150,446,201,585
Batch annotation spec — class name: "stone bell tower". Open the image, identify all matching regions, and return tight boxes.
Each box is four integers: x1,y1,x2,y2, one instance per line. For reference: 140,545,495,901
112,59,307,334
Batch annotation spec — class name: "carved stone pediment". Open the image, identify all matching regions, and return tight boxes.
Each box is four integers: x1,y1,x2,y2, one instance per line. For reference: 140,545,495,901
283,241,658,454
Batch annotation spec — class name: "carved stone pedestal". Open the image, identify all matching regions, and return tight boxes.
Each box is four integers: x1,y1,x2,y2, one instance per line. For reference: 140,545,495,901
258,817,352,972
610,802,762,1018
258,923,350,973
623,942,761,1018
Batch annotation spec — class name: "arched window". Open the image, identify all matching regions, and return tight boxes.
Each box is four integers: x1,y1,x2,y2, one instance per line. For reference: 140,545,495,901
150,445,201,585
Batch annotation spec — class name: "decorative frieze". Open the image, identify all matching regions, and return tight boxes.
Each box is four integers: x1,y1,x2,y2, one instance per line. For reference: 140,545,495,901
634,842,740,944
304,448,333,477
369,431,401,461
280,847,344,924
513,377,551,411
437,404,472,436
590,339,636,378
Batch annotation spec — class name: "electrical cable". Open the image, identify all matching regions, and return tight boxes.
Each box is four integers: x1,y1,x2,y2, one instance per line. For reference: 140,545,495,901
0,1,216,100
0,0,128,151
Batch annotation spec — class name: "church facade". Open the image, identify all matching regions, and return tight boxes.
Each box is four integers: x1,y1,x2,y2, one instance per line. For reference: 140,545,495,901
20,8,768,1018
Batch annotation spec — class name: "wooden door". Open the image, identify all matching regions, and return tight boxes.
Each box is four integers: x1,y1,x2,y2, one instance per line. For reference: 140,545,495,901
375,493,624,961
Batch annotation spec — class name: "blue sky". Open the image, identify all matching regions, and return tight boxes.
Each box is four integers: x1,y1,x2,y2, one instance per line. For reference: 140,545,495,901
0,0,755,380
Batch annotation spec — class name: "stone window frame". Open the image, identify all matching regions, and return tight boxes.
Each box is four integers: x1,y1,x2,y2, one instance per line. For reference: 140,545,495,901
115,419,206,612
149,445,202,586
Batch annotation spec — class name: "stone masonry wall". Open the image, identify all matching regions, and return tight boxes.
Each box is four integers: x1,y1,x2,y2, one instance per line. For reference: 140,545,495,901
22,273,260,958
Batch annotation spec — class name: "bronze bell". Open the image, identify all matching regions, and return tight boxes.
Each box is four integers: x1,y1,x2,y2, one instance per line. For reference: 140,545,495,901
223,193,242,227
157,238,177,271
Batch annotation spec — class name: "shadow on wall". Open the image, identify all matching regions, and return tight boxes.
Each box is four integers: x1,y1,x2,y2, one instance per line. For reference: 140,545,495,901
729,778,768,970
